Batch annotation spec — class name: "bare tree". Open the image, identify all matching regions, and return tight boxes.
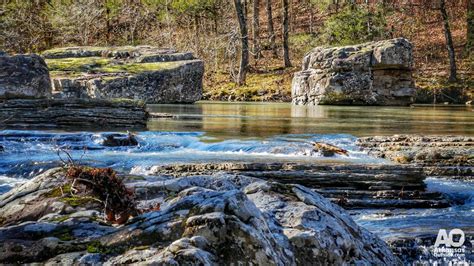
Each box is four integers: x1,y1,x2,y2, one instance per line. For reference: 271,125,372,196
252,0,261,61
468,0,474,55
103,0,112,45
265,0,278,57
282,0,291,67
439,0,457,82
234,0,249,85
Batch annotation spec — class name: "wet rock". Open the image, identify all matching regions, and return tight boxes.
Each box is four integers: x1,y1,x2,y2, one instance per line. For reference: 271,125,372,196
0,53,51,99
357,135,473,180
0,168,68,226
102,133,138,147
312,141,348,157
148,162,451,209
292,38,415,106
387,235,474,265
0,98,148,130
0,167,400,264
0,145,4,152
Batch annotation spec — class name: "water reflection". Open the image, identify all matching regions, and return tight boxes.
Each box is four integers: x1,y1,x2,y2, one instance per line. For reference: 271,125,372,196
147,101,474,140
291,105,328,118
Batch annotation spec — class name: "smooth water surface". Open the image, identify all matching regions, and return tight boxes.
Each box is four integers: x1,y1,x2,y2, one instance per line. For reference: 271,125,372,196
148,102,474,139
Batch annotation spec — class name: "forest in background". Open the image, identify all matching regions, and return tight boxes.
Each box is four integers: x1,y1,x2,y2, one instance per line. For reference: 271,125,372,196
1,0,473,102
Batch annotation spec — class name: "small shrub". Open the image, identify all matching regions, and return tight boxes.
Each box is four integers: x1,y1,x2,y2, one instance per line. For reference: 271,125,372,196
66,166,138,224
323,4,388,46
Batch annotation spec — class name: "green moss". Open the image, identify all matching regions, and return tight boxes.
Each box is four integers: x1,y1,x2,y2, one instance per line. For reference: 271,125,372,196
46,57,182,78
109,97,145,106
319,92,351,104
133,245,150,250
45,184,72,198
204,70,293,101
86,240,120,254
46,57,110,75
87,241,106,253
100,61,180,74
43,46,107,54
61,196,98,207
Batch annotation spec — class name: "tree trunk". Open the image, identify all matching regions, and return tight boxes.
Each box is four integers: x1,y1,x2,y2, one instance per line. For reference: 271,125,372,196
266,0,277,57
194,15,200,55
468,0,474,55
252,0,261,61
234,0,249,85
104,0,111,45
440,0,457,82
282,0,291,67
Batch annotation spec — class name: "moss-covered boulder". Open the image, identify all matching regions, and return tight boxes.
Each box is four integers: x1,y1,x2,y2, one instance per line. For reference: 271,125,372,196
292,38,415,106
42,46,203,104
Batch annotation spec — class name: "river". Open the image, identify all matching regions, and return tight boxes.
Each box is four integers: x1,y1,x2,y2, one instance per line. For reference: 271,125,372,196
0,102,473,253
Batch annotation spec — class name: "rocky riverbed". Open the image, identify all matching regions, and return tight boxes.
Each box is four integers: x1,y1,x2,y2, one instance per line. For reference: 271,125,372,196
0,131,472,264
0,167,399,264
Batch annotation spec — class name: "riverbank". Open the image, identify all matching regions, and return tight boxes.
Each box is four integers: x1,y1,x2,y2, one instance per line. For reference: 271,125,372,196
202,59,474,104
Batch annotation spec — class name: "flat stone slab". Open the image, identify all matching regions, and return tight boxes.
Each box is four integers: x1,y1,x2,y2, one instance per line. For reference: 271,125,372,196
0,98,148,130
41,46,204,104
147,162,451,209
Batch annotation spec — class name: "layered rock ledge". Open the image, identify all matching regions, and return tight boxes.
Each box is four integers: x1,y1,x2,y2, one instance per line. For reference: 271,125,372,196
357,135,473,180
0,168,399,264
148,162,450,209
292,38,416,105
0,98,148,130
42,46,204,103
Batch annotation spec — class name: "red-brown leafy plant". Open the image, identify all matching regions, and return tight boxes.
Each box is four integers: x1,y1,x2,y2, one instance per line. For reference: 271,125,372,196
66,166,138,224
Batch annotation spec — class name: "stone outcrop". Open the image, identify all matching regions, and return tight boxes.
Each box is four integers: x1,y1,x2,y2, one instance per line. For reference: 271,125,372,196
0,53,51,99
357,135,473,180
148,162,451,209
0,98,148,130
0,167,400,264
42,46,204,103
292,38,416,106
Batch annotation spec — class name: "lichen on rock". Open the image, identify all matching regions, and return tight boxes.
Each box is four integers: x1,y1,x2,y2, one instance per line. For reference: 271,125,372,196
292,38,416,106
0,168,401,264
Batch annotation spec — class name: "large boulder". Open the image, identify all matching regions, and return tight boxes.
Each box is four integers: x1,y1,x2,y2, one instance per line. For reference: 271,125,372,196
0,168,400,264
0,53,51,99
292,38,416,106
42,46,204,104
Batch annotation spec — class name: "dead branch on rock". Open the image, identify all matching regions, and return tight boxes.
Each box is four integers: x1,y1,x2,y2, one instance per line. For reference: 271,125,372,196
66,166,138,224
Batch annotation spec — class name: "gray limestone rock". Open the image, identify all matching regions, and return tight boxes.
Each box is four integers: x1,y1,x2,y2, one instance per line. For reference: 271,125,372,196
292,38,415,106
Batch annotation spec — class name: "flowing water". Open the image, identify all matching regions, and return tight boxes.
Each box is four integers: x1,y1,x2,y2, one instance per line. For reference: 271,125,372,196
1,102,473,247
